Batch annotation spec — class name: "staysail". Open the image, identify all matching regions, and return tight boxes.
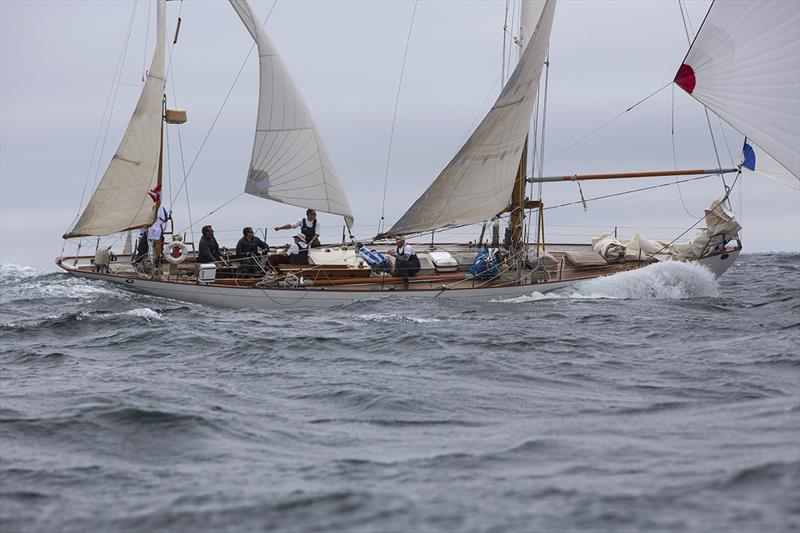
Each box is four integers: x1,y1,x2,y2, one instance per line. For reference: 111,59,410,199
229,0,354,229
674,0,800,183
64,0,167,239
382,1,554,238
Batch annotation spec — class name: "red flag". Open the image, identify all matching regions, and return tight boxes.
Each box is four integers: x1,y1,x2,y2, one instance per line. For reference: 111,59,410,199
148,184,161,203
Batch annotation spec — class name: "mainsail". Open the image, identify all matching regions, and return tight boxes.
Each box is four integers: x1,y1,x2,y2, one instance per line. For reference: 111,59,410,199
383,0,554,238
229,0,354,229
65,0,167,239
674,0,800,184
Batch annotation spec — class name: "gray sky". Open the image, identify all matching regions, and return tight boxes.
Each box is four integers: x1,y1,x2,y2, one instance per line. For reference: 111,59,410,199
2,0,798,270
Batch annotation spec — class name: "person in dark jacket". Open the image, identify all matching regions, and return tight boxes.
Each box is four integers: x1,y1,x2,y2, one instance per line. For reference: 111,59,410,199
132,228,149,264
197,225,221,264
235,227,269,276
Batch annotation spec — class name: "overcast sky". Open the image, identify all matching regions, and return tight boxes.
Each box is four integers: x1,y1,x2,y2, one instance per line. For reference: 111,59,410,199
2,0,798,270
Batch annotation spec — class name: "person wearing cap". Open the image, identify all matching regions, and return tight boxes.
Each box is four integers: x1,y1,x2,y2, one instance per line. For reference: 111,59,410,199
287,233,310,265
274,209,321,248
389,236,420,284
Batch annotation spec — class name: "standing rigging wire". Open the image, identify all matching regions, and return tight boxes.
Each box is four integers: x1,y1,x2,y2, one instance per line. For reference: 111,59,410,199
677,0,730,202
533,52,550,249
646,171,741,260
142,0,152,82
545,81,672,164
456,73,502,147
501,0,510,84
671,84,698,217
161,0,197,246
90,3,141,197
505,0,518,82
717,116,737,169
168,0,278,211
67,1,139,235
165,0,278,247
526,90,541,244
165,110,174,213
377,0,419,235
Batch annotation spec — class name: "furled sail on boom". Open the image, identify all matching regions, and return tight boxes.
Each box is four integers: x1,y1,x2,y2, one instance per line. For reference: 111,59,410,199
383,1,555,238
674,0,799,185
229,0,354,229
64,0,167,238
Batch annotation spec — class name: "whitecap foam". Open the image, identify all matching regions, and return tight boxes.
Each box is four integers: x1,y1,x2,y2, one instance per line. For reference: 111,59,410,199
0,264,39,281
38,281,119,299
121,308,163,321
357,313,440,323
495,261,719,303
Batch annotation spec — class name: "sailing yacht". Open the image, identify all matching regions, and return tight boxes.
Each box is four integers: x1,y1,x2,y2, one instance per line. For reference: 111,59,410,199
57,0,799,309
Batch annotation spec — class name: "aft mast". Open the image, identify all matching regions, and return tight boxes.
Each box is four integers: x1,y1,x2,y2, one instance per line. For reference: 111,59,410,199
379,1,556,239
64,0,168,239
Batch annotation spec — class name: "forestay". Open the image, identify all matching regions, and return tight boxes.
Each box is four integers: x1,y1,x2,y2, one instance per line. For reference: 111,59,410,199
674,0,800,180
65,0,167,238
229,0,354,229
383,1,554,238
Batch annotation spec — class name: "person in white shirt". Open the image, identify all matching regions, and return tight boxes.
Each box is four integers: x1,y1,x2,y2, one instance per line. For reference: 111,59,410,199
390,236,421,284
147,204,169,258
287,234,310,265
274,209,321,247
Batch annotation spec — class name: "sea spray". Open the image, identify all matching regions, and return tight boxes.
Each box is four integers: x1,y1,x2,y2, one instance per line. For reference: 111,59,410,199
498,261,719,303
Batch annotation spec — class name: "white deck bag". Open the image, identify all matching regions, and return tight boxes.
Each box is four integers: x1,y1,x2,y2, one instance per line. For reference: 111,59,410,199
592,232,626,261
624,234,668,261
670,199,741,260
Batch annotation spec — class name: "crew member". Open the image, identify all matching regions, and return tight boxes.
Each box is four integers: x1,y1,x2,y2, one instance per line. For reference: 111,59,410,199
287,234,309,265
198,225,222,264
274,209,321,248
149,205,170,273
235,226,269,276
390,236,420,283
133,228,149,264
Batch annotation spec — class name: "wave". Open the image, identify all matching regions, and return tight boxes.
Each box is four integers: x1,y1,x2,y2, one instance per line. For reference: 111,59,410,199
0,264,42,280
498,261,720,303
355,313,440,323
1,307,163,329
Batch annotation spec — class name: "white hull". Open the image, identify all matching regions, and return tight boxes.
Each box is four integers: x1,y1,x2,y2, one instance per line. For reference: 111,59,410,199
58,250,740,310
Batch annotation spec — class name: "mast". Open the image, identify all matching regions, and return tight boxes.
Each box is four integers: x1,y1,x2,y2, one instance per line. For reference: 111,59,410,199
379,1,556,239
153,97,166,265
64,0,167,239
509,135,528,251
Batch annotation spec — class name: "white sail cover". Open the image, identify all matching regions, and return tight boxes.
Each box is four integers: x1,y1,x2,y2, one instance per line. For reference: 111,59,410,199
675,0,800,179
384,0,555,237
229,0,354,229
65,0,166,238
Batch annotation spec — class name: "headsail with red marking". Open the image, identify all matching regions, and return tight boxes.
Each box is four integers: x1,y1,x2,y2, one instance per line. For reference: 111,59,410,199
675,0,799,180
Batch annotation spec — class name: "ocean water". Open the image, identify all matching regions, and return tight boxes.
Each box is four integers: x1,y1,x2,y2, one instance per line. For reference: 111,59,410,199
1,254,798,532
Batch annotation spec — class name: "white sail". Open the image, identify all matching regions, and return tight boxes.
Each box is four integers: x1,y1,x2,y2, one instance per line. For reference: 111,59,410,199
520,1,546,49
229,0,354,229
742,138,799,190
65,0,166,239
675,0,800,179
384,0,555,238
